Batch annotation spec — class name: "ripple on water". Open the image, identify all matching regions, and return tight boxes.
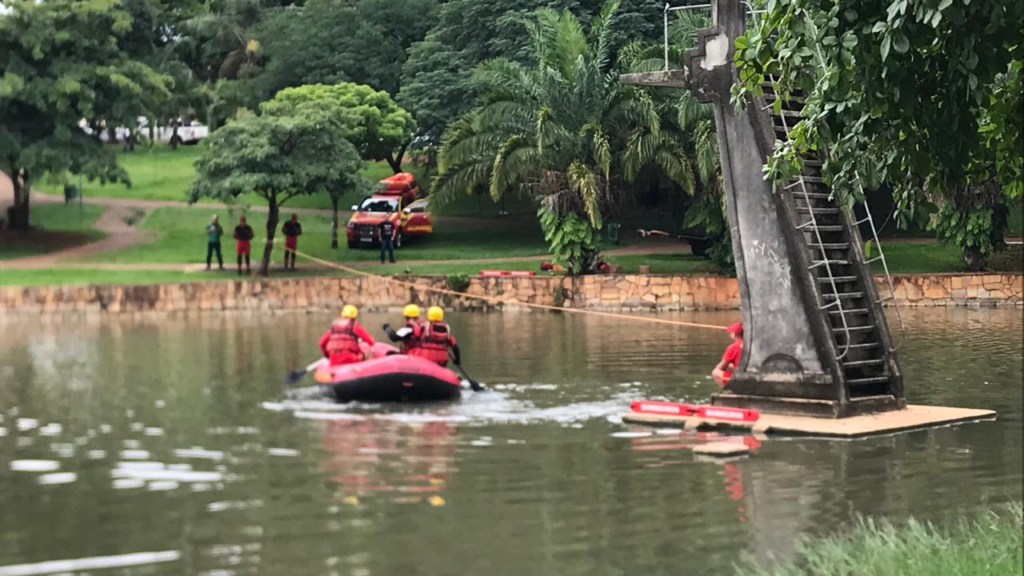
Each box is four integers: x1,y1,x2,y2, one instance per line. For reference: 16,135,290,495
9,460,60,472
38,472,77,485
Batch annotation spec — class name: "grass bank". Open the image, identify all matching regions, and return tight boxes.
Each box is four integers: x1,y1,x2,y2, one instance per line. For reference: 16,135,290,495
736,504,1022,576
0,203,106,261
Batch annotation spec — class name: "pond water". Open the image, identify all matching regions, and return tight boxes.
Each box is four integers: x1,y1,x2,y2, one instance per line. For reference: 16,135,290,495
0,308,1020,575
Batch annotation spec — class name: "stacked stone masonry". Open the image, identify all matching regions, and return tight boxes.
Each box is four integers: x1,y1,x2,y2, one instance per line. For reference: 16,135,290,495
0,273,1019,316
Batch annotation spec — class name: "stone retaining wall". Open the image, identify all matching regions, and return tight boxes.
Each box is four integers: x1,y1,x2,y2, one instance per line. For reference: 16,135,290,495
0,273,1019,316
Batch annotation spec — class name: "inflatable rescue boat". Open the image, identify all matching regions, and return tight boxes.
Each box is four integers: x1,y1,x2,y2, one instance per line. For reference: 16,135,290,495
313,343,463,402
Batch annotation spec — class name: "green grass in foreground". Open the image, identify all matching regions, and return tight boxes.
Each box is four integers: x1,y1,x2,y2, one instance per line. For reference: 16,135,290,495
872,241,966,274
736,504,1022,576
0,203,107,261
81,206,550,265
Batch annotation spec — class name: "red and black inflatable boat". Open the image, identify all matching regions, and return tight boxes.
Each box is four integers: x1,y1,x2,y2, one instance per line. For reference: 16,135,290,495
313,343,463,403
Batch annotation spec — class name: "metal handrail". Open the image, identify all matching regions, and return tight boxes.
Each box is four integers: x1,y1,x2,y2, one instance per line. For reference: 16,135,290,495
776,107,852,360
851,175,907,352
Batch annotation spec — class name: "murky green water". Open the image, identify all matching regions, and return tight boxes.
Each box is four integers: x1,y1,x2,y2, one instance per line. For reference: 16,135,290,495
0,308,1020,575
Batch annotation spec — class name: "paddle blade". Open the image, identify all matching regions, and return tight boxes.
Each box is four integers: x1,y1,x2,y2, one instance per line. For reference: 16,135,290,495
284,368,309,386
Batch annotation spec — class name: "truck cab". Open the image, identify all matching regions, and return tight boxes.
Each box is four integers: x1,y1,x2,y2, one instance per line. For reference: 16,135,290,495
345,173,433,248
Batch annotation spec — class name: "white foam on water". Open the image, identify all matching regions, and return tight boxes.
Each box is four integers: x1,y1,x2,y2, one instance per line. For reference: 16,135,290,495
37,424,62,437
120,450,151,460
144,428,165,437
122,439,141,449
147,481,180,491
130,423,144,432
16,419,38,432
654,428,684,435
0,427,7,437
111,468,224,483
49,443,75,458
15,438,33,448
610,431,653,438
173,448,225,461
168,464,193,471
38,472,77,485
87,450,107,460
267,448,300,457
116,461,166,470
261,401,286,412
99,424,112,434
293,411,362,421
74,436,89,446
9,460,60,472
206,426,259,435
0,550,180,576
113,479,146,490
155,400,166,408
191,483,213,492
208,499,264,513
470,439,492,447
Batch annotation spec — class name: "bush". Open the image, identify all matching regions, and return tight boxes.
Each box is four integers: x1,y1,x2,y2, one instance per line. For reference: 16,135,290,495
445,273,471,293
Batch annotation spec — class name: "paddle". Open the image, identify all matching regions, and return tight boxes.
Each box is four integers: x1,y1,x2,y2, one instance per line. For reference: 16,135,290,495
450,350,484,392
284,358,324,386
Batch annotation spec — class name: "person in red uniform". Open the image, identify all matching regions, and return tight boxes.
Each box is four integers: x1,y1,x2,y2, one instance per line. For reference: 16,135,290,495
417,306,460,367
281,213,302,270
233,215,255,275
318,305,376,366
712,322,743,386
383,304,424,355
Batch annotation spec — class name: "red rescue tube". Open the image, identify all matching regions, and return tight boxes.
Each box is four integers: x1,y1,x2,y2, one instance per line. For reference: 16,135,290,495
630,400,759,422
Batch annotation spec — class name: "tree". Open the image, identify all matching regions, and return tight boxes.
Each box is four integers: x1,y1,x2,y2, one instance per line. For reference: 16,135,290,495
188,109,361,274
0,0,171,231
734,0,1023,268
265,83,415,173
433,2,689,274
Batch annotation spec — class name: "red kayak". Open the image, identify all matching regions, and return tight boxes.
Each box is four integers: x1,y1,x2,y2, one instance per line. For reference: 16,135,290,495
313,343,463,403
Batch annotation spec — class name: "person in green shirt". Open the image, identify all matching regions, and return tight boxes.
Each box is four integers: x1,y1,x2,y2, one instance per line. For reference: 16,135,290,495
205,214,224,270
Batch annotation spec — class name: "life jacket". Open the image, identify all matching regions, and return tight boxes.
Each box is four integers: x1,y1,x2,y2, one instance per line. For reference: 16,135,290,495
326,319,361,356
401,319,422,354
419,321,452,365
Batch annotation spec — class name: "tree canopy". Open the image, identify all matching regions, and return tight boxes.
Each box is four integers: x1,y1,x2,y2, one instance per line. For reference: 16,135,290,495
0,0,172,230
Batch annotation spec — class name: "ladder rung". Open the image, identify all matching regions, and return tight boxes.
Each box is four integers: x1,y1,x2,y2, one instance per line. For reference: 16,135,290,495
847,376,891,386
843,359,886,368
802,159,823,168
792,176,825,184
854,217,871,225
819,276,858,283
829,308,869,315
822,291,864,299
808,242,851,250
797,206,839,215
807,225,844,232
847,342,881,349
865,256,883,264
834,325,875,333
771,109,806,119
762,92,806,104
793,191,831,199
813,260,851,266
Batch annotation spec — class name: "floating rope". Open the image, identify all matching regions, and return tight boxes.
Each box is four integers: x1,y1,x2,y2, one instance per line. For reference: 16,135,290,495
290,248,729,332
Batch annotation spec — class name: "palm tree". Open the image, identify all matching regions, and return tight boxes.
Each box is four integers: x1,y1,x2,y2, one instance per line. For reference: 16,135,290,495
433,1,693,274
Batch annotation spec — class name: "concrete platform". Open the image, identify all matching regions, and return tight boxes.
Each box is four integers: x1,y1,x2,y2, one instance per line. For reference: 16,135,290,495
622,405,996,439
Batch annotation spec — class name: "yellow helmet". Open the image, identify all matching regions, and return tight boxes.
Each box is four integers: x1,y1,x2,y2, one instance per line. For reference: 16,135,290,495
427,306,444,322
341,305,358,319
403,304,421,318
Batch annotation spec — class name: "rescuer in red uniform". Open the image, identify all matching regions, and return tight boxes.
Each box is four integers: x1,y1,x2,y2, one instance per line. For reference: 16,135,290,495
417,306,460,367
712,322,743,386
384,304,424,355
319,305,376,366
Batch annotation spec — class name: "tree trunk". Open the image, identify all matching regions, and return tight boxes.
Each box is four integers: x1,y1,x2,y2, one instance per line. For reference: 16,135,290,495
7,169,31,231
331,195,340,249
148,119,156,147
260,195,279,276
386,141,410,174
170,119,180,150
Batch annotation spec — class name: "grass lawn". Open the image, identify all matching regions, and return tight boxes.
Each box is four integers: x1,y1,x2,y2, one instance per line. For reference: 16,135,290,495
80,206,550,265
735,504,1021,576
874,241,967,274
0,203,107,261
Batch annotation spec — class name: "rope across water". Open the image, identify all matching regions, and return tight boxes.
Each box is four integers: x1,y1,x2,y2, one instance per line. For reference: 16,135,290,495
289,248,729,332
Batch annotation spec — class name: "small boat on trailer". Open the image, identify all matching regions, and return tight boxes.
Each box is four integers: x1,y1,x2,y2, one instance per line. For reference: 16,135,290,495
313,343,463,403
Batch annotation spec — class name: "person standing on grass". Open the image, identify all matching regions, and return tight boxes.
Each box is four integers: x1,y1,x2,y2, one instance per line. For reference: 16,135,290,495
281,213,302,270
233,215,255,275
377,218,397,264
712,322,743,386
205,214,224,271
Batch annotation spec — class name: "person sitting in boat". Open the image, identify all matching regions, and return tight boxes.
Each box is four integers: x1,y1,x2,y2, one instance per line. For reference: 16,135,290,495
712,322,743,386
383,304,424,355
417,306,460,368
319,305,376,366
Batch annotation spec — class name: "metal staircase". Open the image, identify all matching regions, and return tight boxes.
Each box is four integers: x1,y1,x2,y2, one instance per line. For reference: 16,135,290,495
763,79,904,401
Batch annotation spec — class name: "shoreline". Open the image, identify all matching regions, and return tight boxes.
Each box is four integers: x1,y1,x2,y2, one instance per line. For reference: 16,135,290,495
1,272,1020,316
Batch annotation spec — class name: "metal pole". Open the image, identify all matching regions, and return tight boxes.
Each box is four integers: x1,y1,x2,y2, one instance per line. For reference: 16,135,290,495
664,3,670,71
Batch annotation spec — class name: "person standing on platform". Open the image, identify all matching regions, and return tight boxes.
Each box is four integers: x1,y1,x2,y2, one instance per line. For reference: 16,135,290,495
205,214,224,271
281,213,302,270
712,322,743,386
377,218,397,264
233,215,255,275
